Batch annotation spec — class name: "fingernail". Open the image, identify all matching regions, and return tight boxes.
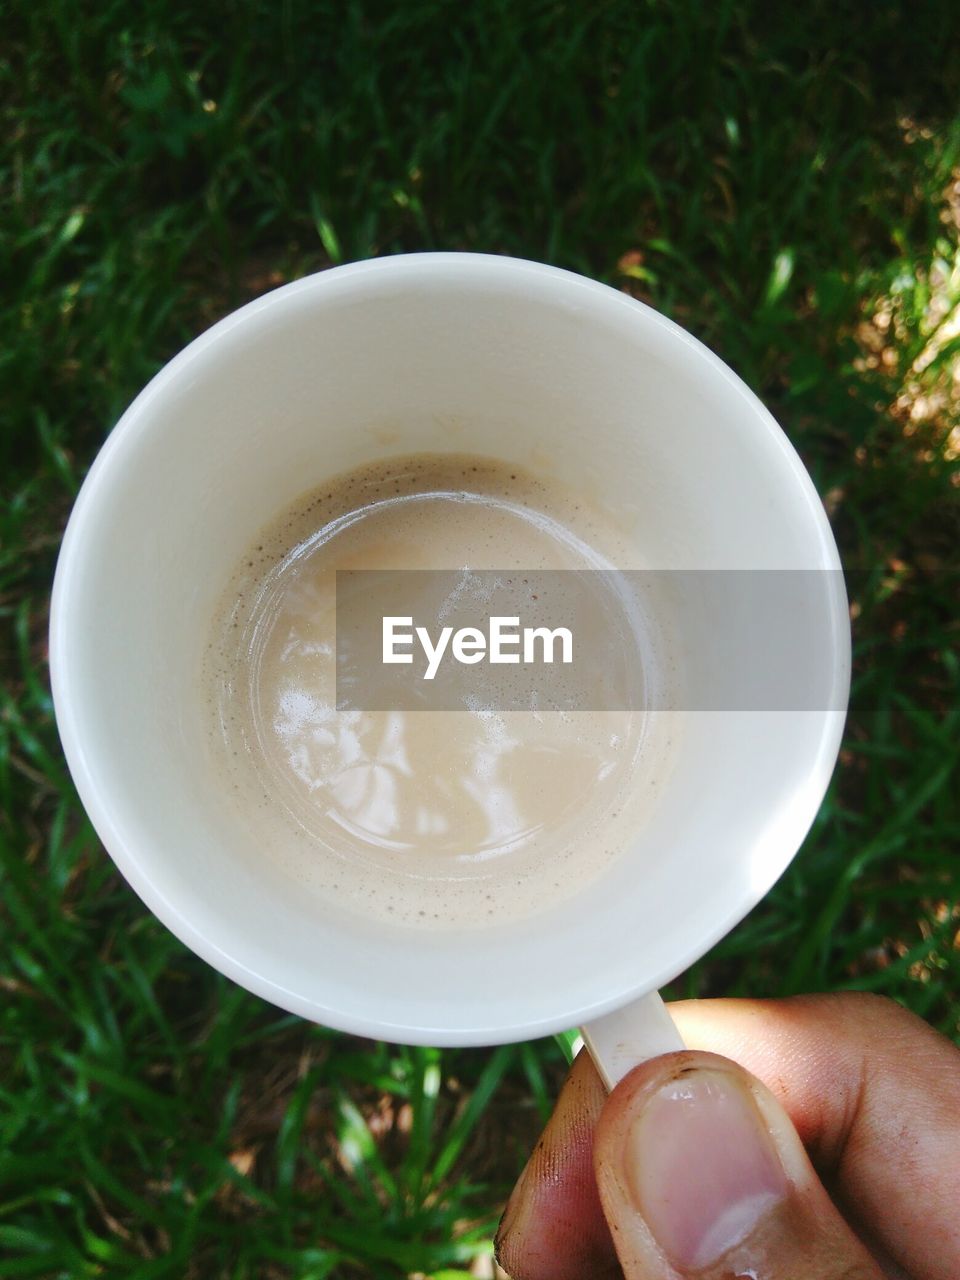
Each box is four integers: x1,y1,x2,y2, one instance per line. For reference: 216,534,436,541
623,1068,789,1270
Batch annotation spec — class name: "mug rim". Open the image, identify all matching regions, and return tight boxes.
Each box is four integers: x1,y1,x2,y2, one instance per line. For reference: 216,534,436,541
49,253,851,1044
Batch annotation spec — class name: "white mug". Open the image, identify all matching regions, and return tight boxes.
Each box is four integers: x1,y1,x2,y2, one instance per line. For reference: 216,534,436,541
50,254,849,1087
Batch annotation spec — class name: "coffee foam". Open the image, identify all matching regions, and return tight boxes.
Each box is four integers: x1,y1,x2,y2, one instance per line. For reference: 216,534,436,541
204,453,673,928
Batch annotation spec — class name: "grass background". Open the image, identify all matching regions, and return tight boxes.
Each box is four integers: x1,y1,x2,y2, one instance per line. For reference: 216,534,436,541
2,1,959,1275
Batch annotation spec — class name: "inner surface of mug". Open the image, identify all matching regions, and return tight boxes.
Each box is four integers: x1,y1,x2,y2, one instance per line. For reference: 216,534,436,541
51,256,848,1042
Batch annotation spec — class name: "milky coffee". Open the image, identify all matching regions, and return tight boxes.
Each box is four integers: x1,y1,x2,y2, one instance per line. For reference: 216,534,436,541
204,454,668,928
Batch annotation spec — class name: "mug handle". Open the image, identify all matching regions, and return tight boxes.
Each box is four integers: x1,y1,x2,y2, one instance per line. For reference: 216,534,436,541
580,990,685,1090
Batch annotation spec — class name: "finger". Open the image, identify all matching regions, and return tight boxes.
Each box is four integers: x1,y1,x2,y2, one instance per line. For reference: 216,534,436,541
594,1049,885,1279
497,994,960,1280
494,1048,621,1280
670,993,960,1279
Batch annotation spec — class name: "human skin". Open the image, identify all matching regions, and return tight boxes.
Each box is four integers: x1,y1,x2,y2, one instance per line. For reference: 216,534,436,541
495,993,960,1280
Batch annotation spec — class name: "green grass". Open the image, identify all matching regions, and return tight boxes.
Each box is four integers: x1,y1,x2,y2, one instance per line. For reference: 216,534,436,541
2,1,959,1275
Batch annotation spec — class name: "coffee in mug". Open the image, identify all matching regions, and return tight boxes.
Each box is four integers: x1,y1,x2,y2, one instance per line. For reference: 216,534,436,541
204,451,674,927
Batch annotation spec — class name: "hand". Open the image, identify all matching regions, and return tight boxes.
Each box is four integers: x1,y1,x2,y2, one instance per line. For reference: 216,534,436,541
494,993,960,1280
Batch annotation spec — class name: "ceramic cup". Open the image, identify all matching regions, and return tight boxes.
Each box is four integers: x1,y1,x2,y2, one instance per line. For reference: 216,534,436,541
50,254,849,1081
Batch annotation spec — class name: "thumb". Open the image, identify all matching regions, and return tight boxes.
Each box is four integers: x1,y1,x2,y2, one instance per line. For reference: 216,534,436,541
594,1050,885,1279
